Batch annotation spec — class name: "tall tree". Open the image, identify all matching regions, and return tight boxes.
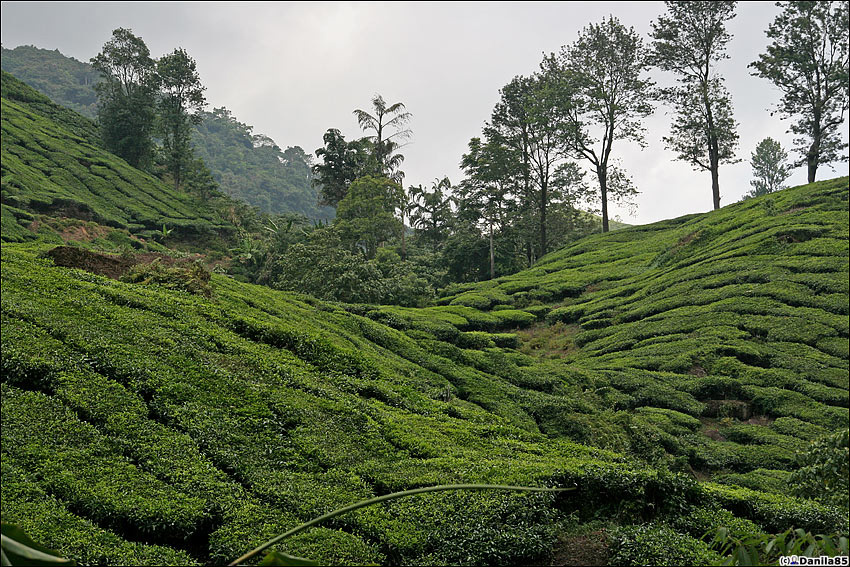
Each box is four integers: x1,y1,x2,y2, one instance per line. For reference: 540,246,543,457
651,1,740,210
459,135,519,278
408,177,454,251
156,48,206,191
335,175,404,259
750,0,850,182
746,137,792,198
90,28,158,169
551,16,654,232
312,129,372,207
487,73,564,257
353,94,412,178
484,77,533,263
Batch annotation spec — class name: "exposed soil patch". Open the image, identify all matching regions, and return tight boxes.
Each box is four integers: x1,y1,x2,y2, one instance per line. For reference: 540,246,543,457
703,427,727,442
30,198,99,222
746,415,773,427
678,231,699,246
689,365,707,377
46,246,135,279
700,417,730,442
552,530,608,566
45,246,199,280
781,206,809,215
58,222,111,242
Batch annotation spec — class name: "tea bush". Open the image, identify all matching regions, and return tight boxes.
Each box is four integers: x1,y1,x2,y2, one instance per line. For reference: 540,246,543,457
608,524,722,566
1,174,847,565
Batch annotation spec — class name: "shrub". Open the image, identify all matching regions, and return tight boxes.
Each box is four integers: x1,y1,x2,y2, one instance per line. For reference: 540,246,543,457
705,483,849,534
714,469,791,494
120,259,212,297
789,429,849,509
455,332,497,350
492,309,537,329
608,523,722,566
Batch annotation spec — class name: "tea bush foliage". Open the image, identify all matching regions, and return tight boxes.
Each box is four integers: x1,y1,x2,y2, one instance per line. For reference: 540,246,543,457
1,71,233,247
1,173,847,564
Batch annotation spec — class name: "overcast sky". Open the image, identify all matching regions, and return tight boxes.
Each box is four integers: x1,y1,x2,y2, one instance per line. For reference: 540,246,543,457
2,1,848,225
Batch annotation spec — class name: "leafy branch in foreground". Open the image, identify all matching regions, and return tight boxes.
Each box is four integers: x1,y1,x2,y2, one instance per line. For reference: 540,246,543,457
707,526,849,566
228,483,576,566
1,522,75,566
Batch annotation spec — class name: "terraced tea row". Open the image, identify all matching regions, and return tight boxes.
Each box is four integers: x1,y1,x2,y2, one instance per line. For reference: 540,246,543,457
3,239,845,564
1,71,232,244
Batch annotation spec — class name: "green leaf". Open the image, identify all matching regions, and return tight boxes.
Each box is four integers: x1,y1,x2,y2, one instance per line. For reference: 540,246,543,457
259,551,320,566
0,523,75,566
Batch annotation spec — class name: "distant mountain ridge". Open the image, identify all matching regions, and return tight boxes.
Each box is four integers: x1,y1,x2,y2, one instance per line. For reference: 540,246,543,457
0,45,99,118
1,45,330,220
191,107,334,220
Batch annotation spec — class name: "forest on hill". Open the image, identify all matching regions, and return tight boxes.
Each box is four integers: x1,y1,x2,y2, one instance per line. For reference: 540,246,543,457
1,1,848,566
1,44,329,221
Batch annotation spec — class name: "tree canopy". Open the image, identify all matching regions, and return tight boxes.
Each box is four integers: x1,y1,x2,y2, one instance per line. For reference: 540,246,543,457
750,0,850,182
550,15,653,231
156,48,206,190
651,0,740,210
192,108,332,220
353,94,412,180
746,137,792,198
90,27,158,170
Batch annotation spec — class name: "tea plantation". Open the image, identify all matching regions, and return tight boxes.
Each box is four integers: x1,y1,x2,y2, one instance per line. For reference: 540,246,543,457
1,69,848,566
1,71,233,247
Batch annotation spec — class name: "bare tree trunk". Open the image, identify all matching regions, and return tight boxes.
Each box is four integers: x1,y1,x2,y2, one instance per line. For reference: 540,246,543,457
489,221,495,280
807,137,820,183
709,132,721,210
704,91,721,210
599,166,609,233
710,157,721,210
540,177,548,255
400,211,406,261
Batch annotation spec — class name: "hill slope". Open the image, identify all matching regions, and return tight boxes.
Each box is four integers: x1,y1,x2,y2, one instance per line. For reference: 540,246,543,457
358,178,849,473
0,45,100,119
1,47,331,220
1,71,233,245
1,177,847,565
192,107,334,221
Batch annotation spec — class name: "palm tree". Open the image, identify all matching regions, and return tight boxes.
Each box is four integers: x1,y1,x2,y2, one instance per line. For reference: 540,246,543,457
353,94,412,177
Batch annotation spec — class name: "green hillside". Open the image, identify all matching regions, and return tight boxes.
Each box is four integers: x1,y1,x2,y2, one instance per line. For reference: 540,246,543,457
1,176,847,565
360,177,850,472
192,107,334,221
1,46,331,220
0,45,100,119
1,71,233,245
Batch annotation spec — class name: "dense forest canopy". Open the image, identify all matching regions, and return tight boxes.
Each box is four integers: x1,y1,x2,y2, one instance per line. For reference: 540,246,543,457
0,44,100,118
192,107,334,220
